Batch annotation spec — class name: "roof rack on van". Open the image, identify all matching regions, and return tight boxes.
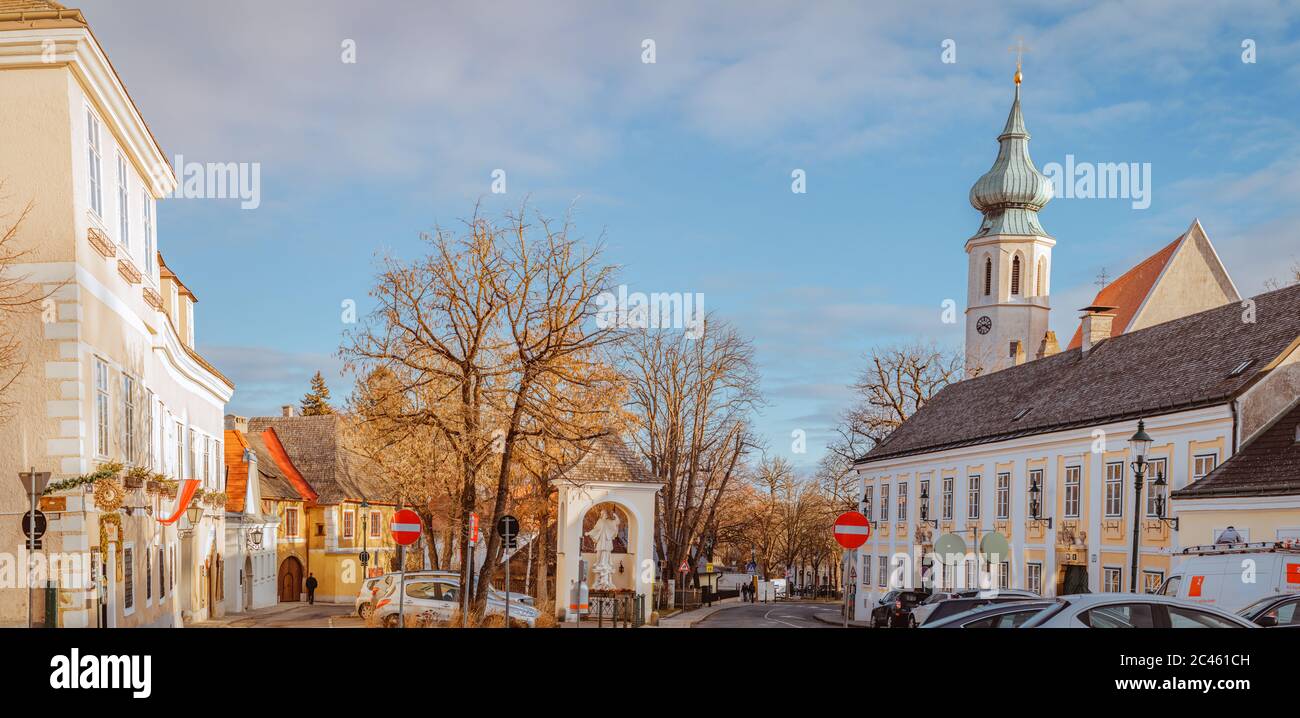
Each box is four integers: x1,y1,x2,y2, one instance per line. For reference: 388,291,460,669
1179,540,1300,555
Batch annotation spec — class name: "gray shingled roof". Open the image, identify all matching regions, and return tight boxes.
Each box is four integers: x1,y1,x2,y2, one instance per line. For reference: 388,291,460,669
550,434,657,485
1174,399,1300,499
243,431,301,502
247,414,396,504
859,283,1300,465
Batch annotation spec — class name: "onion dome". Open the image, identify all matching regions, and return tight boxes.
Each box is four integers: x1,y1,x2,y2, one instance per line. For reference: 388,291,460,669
969,79,1053,237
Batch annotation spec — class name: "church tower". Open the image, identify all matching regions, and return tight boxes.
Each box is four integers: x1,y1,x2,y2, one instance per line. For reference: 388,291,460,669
965,65,1055,376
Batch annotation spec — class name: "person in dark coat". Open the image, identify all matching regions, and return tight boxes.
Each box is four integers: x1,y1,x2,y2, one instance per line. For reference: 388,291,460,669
305,573,318,604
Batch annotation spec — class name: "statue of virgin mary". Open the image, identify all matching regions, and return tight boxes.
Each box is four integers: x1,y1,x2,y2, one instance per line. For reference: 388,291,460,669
585,509,621,591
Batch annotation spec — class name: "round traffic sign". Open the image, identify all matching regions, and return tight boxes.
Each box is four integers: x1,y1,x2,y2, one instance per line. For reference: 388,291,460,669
933,533,967,562
22,510,46,540
979,532,1012,562
390,509,422,545
833,511,871,549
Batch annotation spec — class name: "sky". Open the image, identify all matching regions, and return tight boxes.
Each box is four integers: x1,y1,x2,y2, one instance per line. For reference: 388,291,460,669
76,0,1300,472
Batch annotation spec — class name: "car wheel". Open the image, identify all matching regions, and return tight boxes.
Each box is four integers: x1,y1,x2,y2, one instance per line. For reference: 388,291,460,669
359,603,373,620
382,614,398,629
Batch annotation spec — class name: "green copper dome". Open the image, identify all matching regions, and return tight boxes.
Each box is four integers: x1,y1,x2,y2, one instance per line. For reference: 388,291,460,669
969,84,1053,237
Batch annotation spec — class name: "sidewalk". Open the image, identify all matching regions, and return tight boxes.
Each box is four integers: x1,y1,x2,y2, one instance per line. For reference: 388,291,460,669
811,610,871,628
655,596,744,628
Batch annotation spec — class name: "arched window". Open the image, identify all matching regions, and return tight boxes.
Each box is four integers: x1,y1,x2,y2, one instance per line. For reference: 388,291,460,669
983,257,992,296
1011,255,1022,295
1036,258,1046,296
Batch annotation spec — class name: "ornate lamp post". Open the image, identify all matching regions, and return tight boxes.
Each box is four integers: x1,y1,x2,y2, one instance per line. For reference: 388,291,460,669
359,500,371,580
918,484,939,528
183,502,204,537
1128,420,1154,593
1151,473,1179,530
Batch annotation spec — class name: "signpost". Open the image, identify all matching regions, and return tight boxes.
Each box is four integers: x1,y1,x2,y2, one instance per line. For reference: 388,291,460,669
17,470,51,629
496,514,519,628
390,508,422,628
463,512,479,627
833,511,871,628
677,558,689,608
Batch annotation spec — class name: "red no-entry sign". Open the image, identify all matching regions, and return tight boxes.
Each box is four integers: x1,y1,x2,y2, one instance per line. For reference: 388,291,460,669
833,511,871,549
390,509,422,545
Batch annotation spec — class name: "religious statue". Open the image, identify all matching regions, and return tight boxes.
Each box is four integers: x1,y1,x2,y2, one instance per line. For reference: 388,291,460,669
585,509,621,591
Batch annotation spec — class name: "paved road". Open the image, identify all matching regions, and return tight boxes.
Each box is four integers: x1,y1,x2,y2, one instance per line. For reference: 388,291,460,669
693,601,840,628
193,603,363,628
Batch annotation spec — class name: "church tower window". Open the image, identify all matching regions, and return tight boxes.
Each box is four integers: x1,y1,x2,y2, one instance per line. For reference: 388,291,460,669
1011,256,1022,295
1036,258,1045,296
984,257,992,296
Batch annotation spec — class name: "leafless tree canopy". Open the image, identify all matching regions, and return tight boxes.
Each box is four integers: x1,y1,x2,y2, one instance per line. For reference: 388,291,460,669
0,183,56,422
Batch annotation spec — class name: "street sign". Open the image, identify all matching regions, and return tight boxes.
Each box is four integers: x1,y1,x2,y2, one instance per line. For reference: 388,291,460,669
358,550,370,566
496,514,520,548
390,509,422,545
833,511,871,549
469,512,479,545
678,559,689,574
22,510,46,541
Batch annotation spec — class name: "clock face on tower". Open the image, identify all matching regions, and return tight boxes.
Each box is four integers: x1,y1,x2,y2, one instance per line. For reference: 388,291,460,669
976,316,993,335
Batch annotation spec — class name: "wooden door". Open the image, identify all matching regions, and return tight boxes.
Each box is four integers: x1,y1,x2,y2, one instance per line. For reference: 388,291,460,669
278,556,303,602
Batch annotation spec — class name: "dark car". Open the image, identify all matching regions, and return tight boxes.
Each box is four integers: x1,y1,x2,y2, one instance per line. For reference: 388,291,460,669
1235,593,1300,627
870,589,931,628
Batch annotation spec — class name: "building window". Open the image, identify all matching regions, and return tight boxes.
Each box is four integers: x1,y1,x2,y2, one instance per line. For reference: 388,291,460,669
175,421,184,478
86,108,103,217
964,559,977,589
117,153,130,248
861,555,871,587
1142,570,1164,594
1103,567,1122,593
878,556,887,588
123,544,135,613
996,472,1010,519
919,479,930,521
342,510,355,539
1010,255,1022,295
121,375,136,464
203,436,211,487
983,257,992,296
145,546,152,604
862,485,873,519
1036,258,1045,295
1026,562,1042,594
967,475,981,520
1105,462,1124,517
999,561,1010,590
158,547,165,599
1193,453,1218,483
94,359,110,458
897,481,908,522
1064,466,1081,518
879,483,890,522
284,508,298,537
142,191,154,272
144,391,155,470
188,429,197,483
1146,458,1167,517
942,477,954,521
369,510,382,539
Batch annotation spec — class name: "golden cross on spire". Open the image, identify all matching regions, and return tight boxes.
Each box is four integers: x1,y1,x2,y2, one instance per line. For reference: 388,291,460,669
1008,38,1031,85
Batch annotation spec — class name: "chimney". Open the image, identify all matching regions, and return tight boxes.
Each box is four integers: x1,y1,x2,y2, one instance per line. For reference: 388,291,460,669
1036,331,1060,360
282,405,295,417
1009,340,1026,366
224,414,249,433
1080,306,1117,355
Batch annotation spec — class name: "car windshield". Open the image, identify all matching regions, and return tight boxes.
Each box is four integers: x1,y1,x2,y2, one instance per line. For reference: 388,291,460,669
925,601,1052,628
1236,595,1283,617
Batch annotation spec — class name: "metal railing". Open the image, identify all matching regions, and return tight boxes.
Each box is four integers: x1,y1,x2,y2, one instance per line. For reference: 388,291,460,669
592,593,645,627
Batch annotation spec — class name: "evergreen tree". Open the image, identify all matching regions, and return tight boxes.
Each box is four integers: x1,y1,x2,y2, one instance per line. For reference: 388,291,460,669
300,371,335,416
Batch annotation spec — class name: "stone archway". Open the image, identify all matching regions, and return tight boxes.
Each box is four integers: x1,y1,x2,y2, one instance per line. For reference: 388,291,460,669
278,556,303,602
581,502,634,592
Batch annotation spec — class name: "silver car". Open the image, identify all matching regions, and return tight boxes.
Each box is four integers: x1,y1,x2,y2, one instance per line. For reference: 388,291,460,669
922,600,1056,628
373,574,539,627
1019,593,1257,628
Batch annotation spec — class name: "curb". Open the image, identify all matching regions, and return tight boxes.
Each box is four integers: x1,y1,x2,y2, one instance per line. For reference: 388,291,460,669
811,611,872,628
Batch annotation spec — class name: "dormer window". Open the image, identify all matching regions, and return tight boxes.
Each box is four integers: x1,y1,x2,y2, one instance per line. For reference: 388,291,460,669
1011,255,1022,295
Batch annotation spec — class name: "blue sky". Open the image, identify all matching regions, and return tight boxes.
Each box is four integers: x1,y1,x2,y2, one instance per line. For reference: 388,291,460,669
80,1,1300,471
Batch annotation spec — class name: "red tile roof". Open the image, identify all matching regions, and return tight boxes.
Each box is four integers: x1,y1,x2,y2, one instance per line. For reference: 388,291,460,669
1067,233,1183,350
259,427,319,505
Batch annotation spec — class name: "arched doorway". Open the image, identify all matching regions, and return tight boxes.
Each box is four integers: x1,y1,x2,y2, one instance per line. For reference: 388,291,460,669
243,556,253,610
278,556,303,602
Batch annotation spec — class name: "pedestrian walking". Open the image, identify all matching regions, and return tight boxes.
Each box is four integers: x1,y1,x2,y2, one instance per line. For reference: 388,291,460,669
305,573,318,604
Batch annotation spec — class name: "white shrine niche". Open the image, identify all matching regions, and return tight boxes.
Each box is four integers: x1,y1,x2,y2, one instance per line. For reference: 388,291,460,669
554,480,660,623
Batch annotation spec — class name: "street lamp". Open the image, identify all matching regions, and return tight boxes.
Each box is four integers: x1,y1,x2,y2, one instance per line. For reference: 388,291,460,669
1150,472,1179,530
246,526,264,551
183,502,204,537
918,484,938,528
1028,476,1053,529
1128,420,1154,593
359,500,371,580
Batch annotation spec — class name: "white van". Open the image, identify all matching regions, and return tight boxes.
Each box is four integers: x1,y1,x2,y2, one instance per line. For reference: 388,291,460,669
1156,541,1300,612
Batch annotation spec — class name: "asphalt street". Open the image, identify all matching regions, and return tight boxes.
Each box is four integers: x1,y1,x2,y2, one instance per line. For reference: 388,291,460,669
693,601,840,628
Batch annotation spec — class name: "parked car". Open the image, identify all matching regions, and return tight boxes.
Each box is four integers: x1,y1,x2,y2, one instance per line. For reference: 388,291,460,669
910,588,1039,626
372,570,534,609
869,589,931,628
373,574,540,628
355,576,384,619
922,600,1057,628
1235,593,1300,627
1156,541,1300,611
1019,593,1257,628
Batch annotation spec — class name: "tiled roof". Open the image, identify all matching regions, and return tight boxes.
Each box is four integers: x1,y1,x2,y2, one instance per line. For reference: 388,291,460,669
550,434,656,485
1174,400,1300,499
1067,234,1183,350
0,1,82,23
247,414,397,504
224,429,304,512
859,283,1300,464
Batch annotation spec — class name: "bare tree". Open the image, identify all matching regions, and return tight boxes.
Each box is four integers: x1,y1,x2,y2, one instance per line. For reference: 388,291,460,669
623,317,761,604
0,184,55,421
